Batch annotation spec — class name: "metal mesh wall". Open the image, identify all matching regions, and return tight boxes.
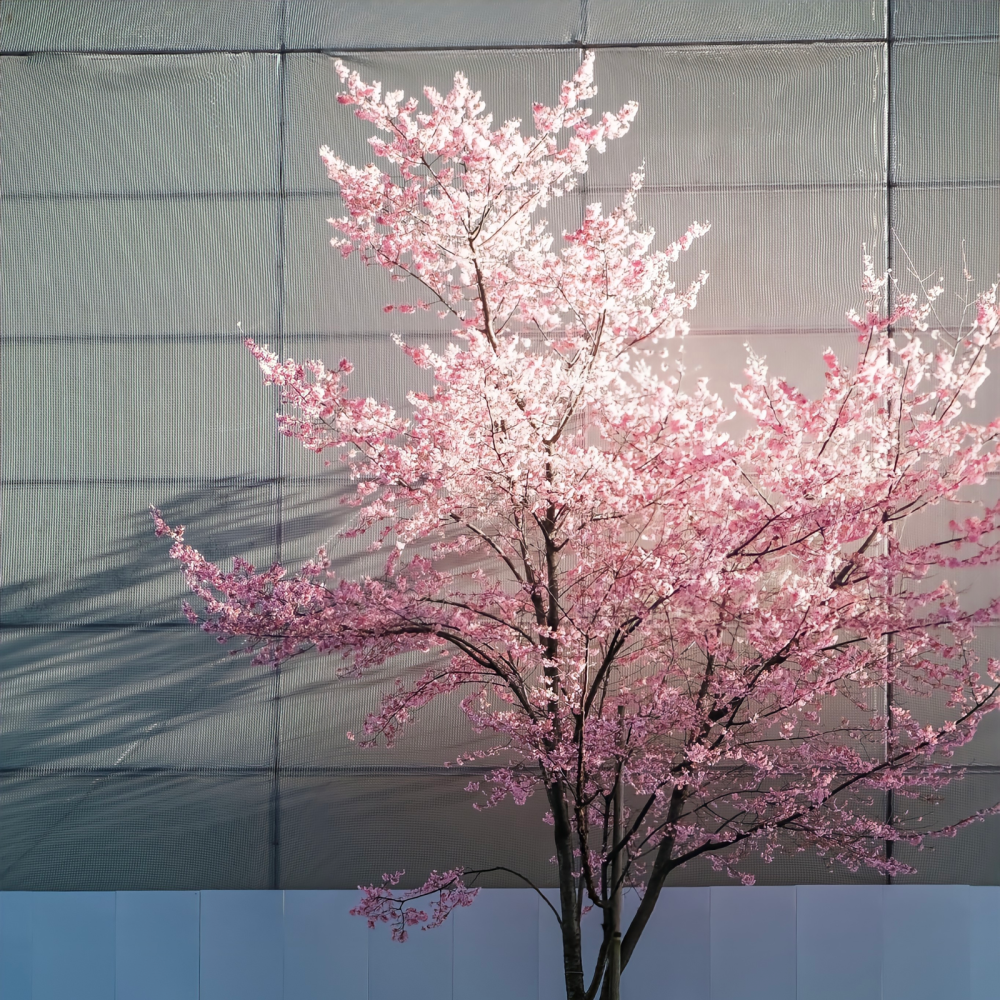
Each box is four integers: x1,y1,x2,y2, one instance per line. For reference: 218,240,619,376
2,0,999,890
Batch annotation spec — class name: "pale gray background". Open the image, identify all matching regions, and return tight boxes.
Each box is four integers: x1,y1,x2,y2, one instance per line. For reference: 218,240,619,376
2,0,999,890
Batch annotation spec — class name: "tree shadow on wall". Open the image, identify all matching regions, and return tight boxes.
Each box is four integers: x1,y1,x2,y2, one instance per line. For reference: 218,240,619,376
0,473,365,889
2,473,371,627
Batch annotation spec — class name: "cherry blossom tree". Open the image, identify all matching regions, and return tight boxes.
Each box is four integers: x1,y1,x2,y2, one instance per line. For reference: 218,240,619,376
153,55,1000,1000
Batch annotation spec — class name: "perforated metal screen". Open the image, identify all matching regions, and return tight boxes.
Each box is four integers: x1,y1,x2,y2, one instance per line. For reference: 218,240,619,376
2,1,999,890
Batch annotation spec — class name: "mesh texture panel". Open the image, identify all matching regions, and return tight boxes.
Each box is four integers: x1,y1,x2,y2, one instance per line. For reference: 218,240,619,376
2,0,999,889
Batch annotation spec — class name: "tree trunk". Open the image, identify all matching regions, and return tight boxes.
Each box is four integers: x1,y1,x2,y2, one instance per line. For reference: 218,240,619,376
548,781,587,1000
600,706,625,1000
608,757,623,1000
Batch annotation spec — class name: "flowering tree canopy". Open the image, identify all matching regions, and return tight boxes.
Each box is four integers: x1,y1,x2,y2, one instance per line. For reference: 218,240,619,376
154,54,1000,1000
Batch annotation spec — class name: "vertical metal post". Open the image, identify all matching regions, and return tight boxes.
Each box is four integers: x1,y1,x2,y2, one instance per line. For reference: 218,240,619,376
883,0,896,885
270,0,288,892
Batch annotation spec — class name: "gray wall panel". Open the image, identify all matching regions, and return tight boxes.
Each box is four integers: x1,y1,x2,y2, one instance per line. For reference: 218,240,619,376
883,884,971,1000
1,481,280,625
29,892,117,1000
200,890,284,1000
273,474,366,566
279,649,502,770
368,901,454,1000
2,198,279,340
0,627,276,769
0,0,282,53
287,0,580,49
453,889,540,1000
0,772,274,891
635,187,884,333
283,889,369,1000
710,886,797,1000
276,771,555,890
890,626,1000,768
588,43,885,189
891,774,1000,886
2,338,280,479
970,886,1000,1000
796,885,883,1000
115,891,200,1000
585,0,885,44
0,53,280,196
891,185,1000,329
894,482,1000,621
676,329,861,437
893,1,1000,39
893,41,999,184
664,839,889,887
620,886,711,1000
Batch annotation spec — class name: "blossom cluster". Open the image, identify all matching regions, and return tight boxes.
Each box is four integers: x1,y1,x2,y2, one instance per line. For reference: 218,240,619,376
349,869,477,942
156,55,1000,914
